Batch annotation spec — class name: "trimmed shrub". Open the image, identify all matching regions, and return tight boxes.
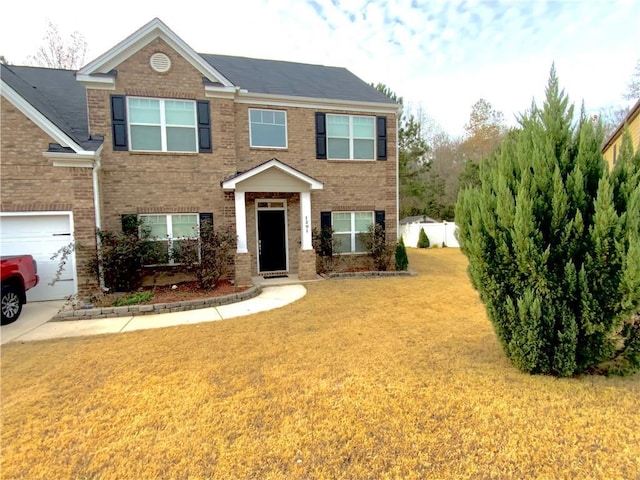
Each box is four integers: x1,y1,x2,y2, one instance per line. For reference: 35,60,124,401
417,228,430,248
395,237,409,271
175,222,236,290
362,223,395,271
94,223,157,292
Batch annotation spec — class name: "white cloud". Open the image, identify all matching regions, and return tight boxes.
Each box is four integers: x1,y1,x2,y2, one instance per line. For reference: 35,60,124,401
1,0,638,136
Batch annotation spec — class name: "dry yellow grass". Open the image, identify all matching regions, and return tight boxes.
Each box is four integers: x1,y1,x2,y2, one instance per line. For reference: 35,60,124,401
2,249,639,479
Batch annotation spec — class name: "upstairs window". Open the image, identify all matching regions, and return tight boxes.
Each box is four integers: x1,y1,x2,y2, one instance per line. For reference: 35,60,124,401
128,98,197,152
326,114,375,160
249,109,287,148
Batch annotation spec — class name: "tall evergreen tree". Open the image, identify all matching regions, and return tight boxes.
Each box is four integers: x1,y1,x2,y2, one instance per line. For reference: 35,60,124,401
455,67,640,376
372,83,431,218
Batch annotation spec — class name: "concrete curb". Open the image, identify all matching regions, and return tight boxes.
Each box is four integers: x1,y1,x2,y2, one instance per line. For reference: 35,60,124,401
51,285,263,321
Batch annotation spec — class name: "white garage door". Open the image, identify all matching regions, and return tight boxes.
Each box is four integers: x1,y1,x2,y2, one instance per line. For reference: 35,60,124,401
0,213,76,301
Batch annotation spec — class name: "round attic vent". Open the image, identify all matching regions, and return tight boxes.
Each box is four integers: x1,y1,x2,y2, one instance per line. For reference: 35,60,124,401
150,52,171,73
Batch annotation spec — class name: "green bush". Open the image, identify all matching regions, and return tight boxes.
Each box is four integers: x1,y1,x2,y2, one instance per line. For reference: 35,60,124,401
395,237,409,271
417,228,430,248
455,67,640,376
362,223,395,271
94,222,158,292
312,226,340,273
176,222,236,290
113,291,154,307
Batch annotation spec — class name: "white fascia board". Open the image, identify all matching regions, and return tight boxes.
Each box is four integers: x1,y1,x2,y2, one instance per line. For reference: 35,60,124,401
75,74,116,90
78,18,234,87
204,85,238,99
43,151,98,168
235,91,399,114
222,159,323,190
2,80,85,153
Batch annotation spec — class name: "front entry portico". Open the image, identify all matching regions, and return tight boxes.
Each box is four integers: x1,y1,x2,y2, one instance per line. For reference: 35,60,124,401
221,158,323,285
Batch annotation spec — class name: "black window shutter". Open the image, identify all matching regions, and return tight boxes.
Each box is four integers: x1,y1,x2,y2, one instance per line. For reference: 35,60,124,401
320,211,332,256
321,211,331,230
111,95,128,151
121,214,138,235
315,112,327,159
375,210,385,231
376,116,387,160
197,100,212,153
199,212,213,235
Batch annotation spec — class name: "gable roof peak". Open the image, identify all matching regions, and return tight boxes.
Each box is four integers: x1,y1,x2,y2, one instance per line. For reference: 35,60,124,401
77,17,233,86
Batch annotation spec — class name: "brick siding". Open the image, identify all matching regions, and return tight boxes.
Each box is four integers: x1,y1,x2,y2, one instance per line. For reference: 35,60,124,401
0,97,99,297
3,36,397,295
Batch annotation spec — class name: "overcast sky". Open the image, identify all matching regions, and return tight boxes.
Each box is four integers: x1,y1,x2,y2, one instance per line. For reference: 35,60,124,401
1,0,638,136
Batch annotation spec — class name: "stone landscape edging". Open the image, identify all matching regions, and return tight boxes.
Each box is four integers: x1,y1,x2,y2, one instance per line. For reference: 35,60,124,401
327,270,417,279
51,285,263,321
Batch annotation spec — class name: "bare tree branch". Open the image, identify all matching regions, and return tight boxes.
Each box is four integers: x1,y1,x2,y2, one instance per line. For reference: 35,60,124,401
28,20,87,70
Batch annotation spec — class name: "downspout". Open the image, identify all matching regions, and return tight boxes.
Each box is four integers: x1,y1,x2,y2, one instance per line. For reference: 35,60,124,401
395,107,400,240
92,153,105,290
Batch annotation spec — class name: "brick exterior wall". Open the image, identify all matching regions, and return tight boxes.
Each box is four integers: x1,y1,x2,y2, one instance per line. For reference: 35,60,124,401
3,35,397,295
0,97,99,297
235,103,398,243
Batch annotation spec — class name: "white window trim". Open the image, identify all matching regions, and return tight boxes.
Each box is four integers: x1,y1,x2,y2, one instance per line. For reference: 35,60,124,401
248,108,288,149
332,211,374,254
127,97,198,153
326,114,376,161
139,213,200,265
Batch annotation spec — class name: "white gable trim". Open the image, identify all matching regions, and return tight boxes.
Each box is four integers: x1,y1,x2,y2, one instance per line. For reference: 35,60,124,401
222,159,323,191
78,18,234,87
1,79,89,154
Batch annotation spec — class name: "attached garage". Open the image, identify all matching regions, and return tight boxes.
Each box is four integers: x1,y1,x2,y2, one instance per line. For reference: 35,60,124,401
0,213,76,301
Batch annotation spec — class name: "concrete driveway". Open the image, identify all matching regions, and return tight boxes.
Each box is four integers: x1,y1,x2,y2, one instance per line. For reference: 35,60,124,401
0,300,65,345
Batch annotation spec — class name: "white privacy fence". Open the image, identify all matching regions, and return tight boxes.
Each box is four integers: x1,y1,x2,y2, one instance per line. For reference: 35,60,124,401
399,222,460,248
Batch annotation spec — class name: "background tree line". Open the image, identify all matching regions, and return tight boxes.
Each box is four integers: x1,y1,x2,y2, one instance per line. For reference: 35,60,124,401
375,59,639,222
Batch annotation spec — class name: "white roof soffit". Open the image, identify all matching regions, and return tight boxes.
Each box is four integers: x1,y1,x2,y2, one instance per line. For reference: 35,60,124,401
1,79,94,156
222,159,324,190
77,18,234,87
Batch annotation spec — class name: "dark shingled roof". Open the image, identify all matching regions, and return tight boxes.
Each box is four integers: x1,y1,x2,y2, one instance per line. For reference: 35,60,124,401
1,64,100,151
200,54,396,104
2,54,395,152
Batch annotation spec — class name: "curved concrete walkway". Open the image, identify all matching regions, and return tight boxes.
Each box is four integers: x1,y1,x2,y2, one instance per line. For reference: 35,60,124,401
4,284,307,343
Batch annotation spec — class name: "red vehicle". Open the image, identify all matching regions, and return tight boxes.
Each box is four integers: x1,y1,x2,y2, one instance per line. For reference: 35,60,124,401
1,255,39,324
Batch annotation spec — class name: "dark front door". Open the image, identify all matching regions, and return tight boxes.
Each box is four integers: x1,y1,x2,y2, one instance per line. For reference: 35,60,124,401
257,210,287,272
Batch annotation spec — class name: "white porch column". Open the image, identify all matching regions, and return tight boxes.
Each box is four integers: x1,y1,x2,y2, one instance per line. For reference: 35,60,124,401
300,191,312,250
234,191,248,253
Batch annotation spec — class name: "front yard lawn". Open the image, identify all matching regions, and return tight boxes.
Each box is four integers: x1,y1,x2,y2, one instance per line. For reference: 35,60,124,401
2,249,639,479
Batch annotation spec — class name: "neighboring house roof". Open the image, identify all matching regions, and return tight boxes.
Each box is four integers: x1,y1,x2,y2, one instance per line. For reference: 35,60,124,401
399,215,437,225
200,54,396,104
1,64,101,151
602,97,640,152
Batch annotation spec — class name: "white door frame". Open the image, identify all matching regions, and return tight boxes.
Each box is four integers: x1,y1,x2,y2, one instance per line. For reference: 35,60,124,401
254,199,289,273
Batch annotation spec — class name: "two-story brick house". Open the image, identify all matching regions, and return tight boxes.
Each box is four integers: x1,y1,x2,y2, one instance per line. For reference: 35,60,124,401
0,18,398,301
